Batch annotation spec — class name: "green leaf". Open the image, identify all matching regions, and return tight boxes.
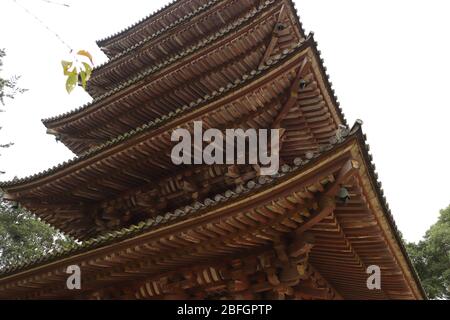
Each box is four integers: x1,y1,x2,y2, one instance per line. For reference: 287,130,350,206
79,70,87,89
61,60,71,68
61,60,73,76
82,62,92,82
65,70,78,94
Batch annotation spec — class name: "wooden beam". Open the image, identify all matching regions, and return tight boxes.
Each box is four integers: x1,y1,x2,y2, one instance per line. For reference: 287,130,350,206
325,159,360,196
272,57,311,129
258,4,289,68
295,195,336,236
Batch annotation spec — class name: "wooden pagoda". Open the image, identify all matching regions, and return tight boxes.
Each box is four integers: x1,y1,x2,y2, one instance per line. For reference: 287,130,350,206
0,0,425,300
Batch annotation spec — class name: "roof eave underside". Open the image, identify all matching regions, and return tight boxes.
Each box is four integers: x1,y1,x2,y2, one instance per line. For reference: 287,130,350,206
0,129,425,299
43,34,347,156
2,38,346,192
42,0,311,133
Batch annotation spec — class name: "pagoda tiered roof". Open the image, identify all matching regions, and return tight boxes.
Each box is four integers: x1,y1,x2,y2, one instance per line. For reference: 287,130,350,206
2,39,345,240
43,0,308,155
90,0,270,97
0,0,425,300
0,124,426,299
97,0,223,58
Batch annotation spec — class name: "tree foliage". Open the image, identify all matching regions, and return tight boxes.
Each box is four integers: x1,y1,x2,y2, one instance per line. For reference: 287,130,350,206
407,205,450,299
0,49,74,271
1,48,26,164
0,49,26,106
0,200,74,270
62,50,93,93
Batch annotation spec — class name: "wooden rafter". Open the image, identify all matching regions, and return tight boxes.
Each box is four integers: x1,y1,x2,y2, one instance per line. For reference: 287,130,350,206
272,57,311,129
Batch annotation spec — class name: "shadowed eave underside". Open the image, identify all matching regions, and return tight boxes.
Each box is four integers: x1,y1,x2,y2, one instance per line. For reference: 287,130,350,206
42,34,346,156
2,39,345,190
0,124,426,300
42,0,313,156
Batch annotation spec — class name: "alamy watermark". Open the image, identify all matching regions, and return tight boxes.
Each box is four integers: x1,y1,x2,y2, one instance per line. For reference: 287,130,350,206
64,264,381,293
366,265,381,290
66,265,81,290
170,121,280,175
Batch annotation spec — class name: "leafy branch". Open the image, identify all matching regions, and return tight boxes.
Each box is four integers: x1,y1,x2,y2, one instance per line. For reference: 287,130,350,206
0,49,27,106
61,50,94,94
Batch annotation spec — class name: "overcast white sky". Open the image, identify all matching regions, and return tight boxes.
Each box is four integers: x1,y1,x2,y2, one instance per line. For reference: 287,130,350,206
0,0,449,242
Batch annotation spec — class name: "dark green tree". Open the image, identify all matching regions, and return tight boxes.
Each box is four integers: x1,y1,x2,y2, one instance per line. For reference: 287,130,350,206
0,48,74,270
407,205,450,299
0,200,73,269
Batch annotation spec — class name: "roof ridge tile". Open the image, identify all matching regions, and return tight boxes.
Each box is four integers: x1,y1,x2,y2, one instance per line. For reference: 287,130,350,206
97,0,186,46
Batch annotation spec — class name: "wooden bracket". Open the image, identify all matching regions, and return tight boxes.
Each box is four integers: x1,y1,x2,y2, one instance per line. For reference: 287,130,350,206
325,159,360,196
272,57,311,129
258,5,289,69
294,194,336,237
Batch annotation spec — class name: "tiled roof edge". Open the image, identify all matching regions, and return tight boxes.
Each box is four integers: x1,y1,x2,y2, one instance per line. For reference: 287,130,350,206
2,36,313,188
94,0,222,73
0,126,355,278
353,120,427,299
309,35,347,126
96,0,304,63
3,122,424,299
42,0,278,125
287,0,346,126
97,0,186,47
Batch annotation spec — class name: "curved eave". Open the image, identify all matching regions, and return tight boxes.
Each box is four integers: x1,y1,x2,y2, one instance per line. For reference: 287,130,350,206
1,41,348,241
43,33,346,156
0,142,342,279
2,38,345,193
41,0,286,129
42,0,310,132
89,0,253,93
0,125,425,299
97,0,203,57
90,0,307,96
353,125,428,300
